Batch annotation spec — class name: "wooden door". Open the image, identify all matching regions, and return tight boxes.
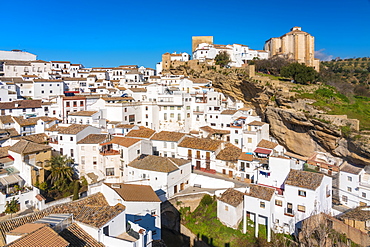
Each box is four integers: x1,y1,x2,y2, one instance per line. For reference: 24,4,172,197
196,160,201,170
229,170,233,178
174,185,178,194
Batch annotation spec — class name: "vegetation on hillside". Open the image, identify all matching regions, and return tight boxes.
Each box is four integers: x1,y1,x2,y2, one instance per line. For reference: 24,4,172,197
215,51,231,68
180,195,280,247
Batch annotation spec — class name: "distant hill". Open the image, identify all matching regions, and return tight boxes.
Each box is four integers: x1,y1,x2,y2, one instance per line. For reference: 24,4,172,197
320,57,370,97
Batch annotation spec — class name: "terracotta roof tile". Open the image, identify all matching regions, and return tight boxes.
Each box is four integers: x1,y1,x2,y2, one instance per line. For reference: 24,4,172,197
128,155,190,173
74,204,125,228
199,126,230,135
150,131,186,142
6,225,69,247
219,188,244,207
178,137,222,151
0,116,14,124
339,206,370,221
9,140,51,154
248,120,265,126
0,100,42,110
220,110,237,115
216,143,241,161
59,223,104,247
189,78,211,84
77,134,108,144
339,162,364,175
13,133,48,144
58,124,90,135
126,128,155,139
238,153,253,161
68,111,98,117
115,124,135,129
7,223,46,235
102,136,140,147
45,124,67,132
128,88,147,92
257,139,278,149
104,183,161,202
285,170,324,190
247,184,275,201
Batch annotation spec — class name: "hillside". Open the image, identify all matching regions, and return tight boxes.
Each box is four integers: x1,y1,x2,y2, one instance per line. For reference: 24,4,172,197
166,63,370,165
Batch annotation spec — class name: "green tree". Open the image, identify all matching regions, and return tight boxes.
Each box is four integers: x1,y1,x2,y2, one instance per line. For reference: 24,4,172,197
72,181,80,201
215,51,231,67
280,62,318,84
46,155,74,191
4,198,20,218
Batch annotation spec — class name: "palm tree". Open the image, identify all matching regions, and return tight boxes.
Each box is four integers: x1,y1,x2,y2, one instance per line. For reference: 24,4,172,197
46,155,74,191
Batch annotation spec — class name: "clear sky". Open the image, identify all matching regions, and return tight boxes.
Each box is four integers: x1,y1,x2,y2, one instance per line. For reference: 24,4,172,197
2,0,370,68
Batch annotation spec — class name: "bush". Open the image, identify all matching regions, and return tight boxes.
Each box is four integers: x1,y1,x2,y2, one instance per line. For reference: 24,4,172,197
200,194,214,207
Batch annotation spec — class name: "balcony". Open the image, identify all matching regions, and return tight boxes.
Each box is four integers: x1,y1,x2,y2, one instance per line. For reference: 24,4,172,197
100,150,120,156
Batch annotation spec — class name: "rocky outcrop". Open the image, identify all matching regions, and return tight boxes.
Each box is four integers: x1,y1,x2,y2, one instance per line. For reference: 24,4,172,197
168,66,370,165
264,107,370,165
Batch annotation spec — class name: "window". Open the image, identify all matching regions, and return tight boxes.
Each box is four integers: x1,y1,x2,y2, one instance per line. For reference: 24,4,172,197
70,149,74,157
347,187,352,192
186,106,190,110
163,106,167,110
80,101,84,106
164,113,167,120
362,192,366,198
298,190,306,197
93,156,97,165
93,146,96,151
129,115,135,122
50,90,53,93
248,138,252,143
66,102,70,107
70,137,73,141
225,205,228,211
347,176,352,182
81,146,85,151
137,149,140,154
342,195,348,202
164,142,167,148
260,201,265,208
170,106,174,110
60,136,63,140
23,109,26,113
187,113,190,118
41,90,44,94
177,106,181,110
275,200,282,207
81,156,85,164
297,205,306,213
171,142,175,149
60,148,63,155
235,139,239,145
170,113,174,118
177,113,181,121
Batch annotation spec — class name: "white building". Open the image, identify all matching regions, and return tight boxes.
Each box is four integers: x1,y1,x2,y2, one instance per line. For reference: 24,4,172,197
178,137,223,173
217,188,245,229
125,155,191,200
339,162,370,208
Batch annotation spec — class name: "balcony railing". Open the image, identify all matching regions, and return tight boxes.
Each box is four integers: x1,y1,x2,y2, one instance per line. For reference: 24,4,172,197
100,150,120,156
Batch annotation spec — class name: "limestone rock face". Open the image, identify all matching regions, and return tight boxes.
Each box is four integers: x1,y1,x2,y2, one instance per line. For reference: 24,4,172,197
264,107,370,165
168,66,370,165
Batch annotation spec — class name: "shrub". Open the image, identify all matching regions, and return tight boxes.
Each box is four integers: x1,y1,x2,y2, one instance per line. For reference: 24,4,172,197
200,194,214,207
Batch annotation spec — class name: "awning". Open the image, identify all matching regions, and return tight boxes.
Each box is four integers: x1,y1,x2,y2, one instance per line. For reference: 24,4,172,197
254,148,272,155
0,174,23,186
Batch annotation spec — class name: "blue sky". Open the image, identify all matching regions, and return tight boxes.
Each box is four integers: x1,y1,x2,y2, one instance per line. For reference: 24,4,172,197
2,0,370,68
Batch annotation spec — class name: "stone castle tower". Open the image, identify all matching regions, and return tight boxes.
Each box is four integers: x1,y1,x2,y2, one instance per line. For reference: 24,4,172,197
264,27,320,71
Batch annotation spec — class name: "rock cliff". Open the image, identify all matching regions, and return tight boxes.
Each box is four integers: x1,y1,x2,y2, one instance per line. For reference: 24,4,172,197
167,66,370,165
